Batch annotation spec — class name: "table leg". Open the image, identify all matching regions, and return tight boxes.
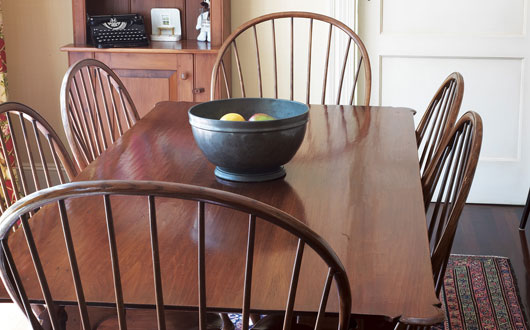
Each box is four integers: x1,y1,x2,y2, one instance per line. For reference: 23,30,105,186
220,312,234,330
32,304,67,330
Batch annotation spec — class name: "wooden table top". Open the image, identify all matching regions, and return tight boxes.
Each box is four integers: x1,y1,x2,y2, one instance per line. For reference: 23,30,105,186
7,101,443,325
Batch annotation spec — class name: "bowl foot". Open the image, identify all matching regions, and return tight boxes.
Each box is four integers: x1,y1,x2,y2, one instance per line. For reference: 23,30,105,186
214,167,286,182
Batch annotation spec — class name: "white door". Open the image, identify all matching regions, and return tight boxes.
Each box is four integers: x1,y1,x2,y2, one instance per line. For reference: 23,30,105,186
356,0,530,204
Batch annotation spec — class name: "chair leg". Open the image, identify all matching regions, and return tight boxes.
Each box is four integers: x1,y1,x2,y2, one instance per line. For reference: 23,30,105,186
520,188,530,230
220,313,234,330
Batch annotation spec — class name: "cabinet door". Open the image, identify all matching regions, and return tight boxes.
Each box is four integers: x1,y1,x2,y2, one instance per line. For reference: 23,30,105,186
194,53,217,102
95,53,194,117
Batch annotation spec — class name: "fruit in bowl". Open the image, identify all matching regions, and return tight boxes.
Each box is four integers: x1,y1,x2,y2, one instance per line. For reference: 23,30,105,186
249,113,276,121
220,113,246,121
188,98,308,182
219,112,276,122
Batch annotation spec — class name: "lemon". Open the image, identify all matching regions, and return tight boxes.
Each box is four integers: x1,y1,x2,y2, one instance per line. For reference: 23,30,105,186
220,113,245,121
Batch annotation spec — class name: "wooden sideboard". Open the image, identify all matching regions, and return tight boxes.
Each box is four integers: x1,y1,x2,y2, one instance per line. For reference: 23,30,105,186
62,0,230,117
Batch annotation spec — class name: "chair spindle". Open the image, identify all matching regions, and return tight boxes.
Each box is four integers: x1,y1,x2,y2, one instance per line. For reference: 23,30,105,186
148,195,166,330
290,17,294,101
1,241,42,328
314,268,334,330
78,68,102,156
271,19,278,99
47,135,66,184
198,201,207,330
7,114,29,196
321,24,333,105
232,41,245,98
86,66,108,151
283,239,305,330
19,115,40,192
21,213,61,330
242,215,256,330
95,68,116,145
349,57,363,105
106,75,124,138
336,38,352,105
253,26,263,98
31,120,51,188
58,200,91,329
306,19,313,105
103,195,127,330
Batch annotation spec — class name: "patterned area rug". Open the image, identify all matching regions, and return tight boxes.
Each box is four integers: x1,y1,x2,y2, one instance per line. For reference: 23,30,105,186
432,255,528,329
231,255,528,329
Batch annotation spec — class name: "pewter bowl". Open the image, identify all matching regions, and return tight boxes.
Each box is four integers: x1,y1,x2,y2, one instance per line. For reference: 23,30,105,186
188,98,309,182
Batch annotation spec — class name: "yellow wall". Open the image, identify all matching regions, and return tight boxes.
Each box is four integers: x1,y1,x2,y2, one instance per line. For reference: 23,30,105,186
3,0,73,142
231,0,330,28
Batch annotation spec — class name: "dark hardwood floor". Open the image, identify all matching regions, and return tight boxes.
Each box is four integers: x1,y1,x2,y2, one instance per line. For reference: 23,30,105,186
452,203,530,318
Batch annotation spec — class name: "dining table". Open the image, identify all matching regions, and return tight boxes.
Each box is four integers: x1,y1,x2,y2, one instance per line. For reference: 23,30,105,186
1,101,444,327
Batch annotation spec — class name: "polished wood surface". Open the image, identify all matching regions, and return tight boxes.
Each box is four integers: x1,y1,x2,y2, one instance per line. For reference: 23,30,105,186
210,12,371,106
4,102,442,325
61,42,220,55
416,72,464,176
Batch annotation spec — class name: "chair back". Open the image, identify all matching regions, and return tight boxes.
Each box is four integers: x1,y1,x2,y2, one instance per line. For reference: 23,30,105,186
421,111,482,295
0,180,351,330
0,102,77,214
417,72,464,175
211,11,371,106
60,59,140,171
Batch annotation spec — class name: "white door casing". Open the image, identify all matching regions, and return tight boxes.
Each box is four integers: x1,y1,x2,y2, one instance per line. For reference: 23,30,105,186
356,0,530,204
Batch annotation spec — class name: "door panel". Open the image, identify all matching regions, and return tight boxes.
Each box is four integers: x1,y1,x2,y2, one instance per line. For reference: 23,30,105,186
381,0,524,36
380,56,522,161
359,0,530,204
117,70,177,117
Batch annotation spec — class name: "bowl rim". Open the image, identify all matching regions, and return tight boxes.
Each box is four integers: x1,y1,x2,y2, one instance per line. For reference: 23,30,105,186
188,98,309,133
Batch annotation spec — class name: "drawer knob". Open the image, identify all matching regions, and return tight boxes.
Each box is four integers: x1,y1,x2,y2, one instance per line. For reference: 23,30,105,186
181,73,188,80
193,88,205,94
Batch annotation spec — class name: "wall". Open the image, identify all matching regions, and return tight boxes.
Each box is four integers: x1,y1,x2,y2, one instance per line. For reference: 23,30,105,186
231,0,330,28
3,0,73,143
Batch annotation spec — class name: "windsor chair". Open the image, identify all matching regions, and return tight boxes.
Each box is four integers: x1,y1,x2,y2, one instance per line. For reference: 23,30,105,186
416,73,464,176
0,102,77,213
210,11,371,106
0,102,78,328
60,59,140,171
395,112,482,330
422,111,482,294
0,180,352,330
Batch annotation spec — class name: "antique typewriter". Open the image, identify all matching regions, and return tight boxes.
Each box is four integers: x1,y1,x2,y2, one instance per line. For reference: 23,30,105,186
87,14,149,48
